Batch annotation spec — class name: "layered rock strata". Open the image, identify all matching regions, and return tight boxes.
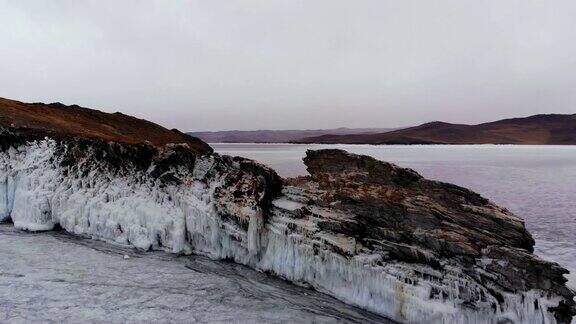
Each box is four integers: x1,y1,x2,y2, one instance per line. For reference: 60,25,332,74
0,128,573,323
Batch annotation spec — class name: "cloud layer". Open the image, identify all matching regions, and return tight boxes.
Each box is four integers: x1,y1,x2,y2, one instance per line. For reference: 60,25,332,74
1,0,575,131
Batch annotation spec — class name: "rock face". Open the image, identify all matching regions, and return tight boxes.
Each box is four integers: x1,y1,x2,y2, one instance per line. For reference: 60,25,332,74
0,128,573,323
286,149,575,322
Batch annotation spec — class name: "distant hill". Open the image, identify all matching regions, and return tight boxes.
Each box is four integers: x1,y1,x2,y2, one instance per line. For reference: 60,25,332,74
0,97,212,154
294,114,576,145
187,128,396,143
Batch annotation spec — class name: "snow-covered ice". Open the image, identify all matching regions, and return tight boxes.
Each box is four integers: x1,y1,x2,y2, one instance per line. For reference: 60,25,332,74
0,224,388,323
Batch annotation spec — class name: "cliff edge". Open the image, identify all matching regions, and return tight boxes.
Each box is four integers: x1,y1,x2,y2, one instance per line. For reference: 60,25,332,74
0,97,212,154
0,98,573,323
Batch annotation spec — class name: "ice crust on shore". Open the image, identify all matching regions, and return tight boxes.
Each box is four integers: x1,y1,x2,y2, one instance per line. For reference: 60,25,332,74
0,139,569,323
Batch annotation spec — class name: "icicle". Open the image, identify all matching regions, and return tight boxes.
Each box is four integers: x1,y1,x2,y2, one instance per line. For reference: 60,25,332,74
0,138,567,324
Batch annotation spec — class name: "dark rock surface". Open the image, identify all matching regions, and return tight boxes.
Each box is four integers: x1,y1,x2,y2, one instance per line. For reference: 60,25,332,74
283,149,575,322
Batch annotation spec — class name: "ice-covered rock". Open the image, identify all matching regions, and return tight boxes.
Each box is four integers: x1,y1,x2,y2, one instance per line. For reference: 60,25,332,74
0,128,573,323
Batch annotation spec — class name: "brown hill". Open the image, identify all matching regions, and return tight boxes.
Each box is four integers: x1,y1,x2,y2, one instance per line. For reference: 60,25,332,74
295,114,576,145
0,97,212,154
187,127,396,143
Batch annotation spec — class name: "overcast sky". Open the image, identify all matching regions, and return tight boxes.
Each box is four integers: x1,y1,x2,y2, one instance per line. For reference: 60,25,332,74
1,1,575,131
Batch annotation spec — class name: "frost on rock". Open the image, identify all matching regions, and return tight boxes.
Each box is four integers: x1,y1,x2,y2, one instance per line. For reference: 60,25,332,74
0,132,573,323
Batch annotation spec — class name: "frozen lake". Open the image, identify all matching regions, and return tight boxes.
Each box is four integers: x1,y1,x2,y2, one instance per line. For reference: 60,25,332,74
213,143,576,290
0,224,388,323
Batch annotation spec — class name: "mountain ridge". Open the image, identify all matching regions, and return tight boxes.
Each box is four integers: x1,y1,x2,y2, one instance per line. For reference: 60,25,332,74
294,113,576,145
187,127,397,143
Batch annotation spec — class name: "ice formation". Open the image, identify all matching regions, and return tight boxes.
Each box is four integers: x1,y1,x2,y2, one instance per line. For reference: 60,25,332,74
0,135,573,323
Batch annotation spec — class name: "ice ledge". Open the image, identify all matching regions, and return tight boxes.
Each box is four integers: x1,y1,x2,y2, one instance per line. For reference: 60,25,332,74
0,139,573,323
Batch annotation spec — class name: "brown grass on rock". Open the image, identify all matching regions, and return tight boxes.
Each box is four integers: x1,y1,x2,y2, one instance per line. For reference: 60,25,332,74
0,97,212,154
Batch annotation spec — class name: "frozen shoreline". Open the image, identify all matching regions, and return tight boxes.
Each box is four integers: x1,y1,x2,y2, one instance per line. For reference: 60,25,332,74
0,138,572,322
0,224,389,323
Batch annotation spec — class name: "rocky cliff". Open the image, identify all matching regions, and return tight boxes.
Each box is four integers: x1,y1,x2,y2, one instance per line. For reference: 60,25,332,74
0,101,573,322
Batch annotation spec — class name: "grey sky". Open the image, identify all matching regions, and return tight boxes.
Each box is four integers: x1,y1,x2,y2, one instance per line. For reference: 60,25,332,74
1,1,575,131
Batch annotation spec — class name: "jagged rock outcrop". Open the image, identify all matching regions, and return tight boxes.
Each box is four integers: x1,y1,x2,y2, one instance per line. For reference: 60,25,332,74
0,128,573,322
279,149,575,322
